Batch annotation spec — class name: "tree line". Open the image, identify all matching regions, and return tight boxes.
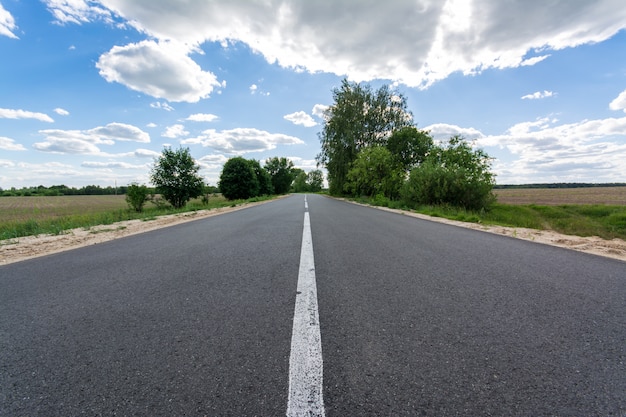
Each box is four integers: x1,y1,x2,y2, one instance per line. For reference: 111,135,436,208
1,184,129,197
316,79,496,210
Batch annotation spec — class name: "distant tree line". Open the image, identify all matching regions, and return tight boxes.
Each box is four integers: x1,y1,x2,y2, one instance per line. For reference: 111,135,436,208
0,184,131,197
494,183,626,189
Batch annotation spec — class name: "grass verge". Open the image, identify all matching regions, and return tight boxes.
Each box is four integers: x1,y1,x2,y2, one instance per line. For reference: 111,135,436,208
350,196,626,241
0,195,276,241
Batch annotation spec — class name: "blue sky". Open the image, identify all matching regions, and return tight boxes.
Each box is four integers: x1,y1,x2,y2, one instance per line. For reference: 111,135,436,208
1,0,626,188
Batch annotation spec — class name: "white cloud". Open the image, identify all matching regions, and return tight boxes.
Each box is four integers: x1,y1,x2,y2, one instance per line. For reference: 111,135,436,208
34,123,150,154
133,148,161,158
479,116,626,183
150,101,174,111
162,124,189,138
81,161,148,169
284,111,317,127
88,123,150,143
54,107,70,116
182,127,304,154
0,3,18,39
43,0,112,25
521,90,555,100
96,0,626,88
197,153,228,170
0,137,26,151
96,40,222,102
186,113,219,122
146,122,157,128
0,108,54,123
609,89,626,113
249,84,258,94
312,104,329,119
423,123,484,142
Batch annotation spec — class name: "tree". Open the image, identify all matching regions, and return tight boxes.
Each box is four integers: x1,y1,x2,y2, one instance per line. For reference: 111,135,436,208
150,147,204,209
125,183,150,212
317,78,414,195
219,157,259,200
386,126,433,172
292,169,309,193
344,146,404,199
265,157,295,194
402,135,496,210
248,159,274,195
307,170,324,192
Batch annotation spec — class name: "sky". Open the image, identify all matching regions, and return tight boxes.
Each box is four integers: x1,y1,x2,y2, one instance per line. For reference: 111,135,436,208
1,0,626,189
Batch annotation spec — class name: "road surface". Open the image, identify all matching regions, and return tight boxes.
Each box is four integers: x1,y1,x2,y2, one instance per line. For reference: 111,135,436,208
1,194,624,416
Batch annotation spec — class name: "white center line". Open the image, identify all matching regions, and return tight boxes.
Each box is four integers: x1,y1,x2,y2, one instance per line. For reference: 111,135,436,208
287,196,325,417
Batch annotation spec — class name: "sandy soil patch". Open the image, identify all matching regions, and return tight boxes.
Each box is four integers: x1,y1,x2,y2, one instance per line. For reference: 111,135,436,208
1,197,625,266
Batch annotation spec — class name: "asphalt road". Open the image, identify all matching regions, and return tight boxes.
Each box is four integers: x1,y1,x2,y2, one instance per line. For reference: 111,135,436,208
1,194,624,416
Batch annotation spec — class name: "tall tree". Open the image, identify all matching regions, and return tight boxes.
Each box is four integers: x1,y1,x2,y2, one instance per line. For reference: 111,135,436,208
264,157,295,194
150,147,204,209
306,170,324,192
316,79,414,195
248,159,273,195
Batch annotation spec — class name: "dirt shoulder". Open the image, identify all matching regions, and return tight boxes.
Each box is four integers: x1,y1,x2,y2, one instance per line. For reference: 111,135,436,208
2,197,625,266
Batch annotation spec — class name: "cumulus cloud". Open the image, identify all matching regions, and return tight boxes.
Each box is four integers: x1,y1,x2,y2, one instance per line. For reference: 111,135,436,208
0,136,26,151
133,148,161,158
162,124,189,139
182,127,304,154
0,3,18,39
186,113,219,122
312,104,329,119
34,123,150,154
609,89,626,113
284,111,317,127
479,116,626,183
54,107,70,116
0,108,54,123
93,0,626,88
423,123,484,141
521,90,555,100
96,40,222,102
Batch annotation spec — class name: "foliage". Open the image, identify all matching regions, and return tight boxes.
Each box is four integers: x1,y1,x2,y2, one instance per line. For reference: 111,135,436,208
0,184,129,197
386,126,434,172
345,146,404,199
264,157,296,194
125,183,150,212
317,78,414,195
292,169,309,193
150,147,204,209
248,159,274,195
403,135,496,210
219,157,260,200
307,170,324,192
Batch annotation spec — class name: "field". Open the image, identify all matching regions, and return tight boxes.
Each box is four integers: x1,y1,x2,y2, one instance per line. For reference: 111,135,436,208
494,186,626,205
0,194,239,241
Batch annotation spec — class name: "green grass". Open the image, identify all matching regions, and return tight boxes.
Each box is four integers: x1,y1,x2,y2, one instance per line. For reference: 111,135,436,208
351,197,626,241
0,194,276,241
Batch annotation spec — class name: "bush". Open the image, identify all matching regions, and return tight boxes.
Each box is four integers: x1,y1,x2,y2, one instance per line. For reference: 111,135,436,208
402,135,495,210
219,157,260,200
125,183,150,212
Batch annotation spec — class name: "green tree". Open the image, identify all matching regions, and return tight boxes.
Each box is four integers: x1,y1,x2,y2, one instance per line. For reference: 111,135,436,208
265,157,295,194
248,159,274,195
403,135,496,210
306,170,324,192
317,79,414,195
219,157,260,200
345,146,404,199
292,169,309,193
150,147,204,209
125,183,150,212
387,126,433,172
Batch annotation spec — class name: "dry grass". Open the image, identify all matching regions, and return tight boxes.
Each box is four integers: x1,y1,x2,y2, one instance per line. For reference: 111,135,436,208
494,187,626,205
0,195,128,223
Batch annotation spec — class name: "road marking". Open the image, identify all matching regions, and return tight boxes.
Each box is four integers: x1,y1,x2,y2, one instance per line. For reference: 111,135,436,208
287,196,325,416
